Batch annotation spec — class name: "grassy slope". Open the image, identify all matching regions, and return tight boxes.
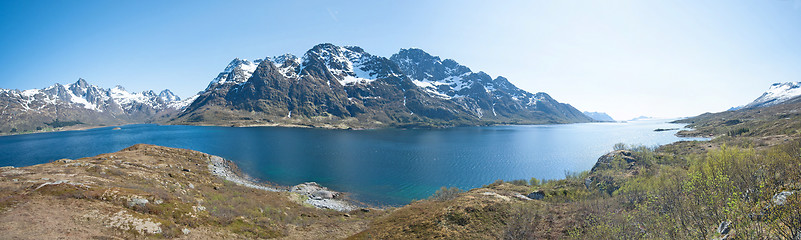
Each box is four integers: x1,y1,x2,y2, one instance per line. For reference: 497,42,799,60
0,144,382,239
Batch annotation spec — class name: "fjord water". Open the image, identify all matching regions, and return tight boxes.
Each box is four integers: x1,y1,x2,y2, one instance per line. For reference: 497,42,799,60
0,120,703,206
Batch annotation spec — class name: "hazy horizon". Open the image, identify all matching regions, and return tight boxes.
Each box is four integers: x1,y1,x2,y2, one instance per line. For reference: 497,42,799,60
1,0,800,120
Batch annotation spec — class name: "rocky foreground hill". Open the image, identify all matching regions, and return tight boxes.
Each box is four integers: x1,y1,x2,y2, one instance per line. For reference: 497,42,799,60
0,144,378,239
170,43,592,128
0,144,559,239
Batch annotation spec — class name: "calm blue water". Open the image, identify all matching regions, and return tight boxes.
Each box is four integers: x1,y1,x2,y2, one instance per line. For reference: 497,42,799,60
0,119,704,206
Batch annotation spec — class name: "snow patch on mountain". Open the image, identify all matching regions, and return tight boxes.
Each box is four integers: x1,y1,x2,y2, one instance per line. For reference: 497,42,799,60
168,94,198,109
2,79,187,114
303,44,381,85
270,54,302,79
744,82,801,108
208,44,408,91
210,58,259,88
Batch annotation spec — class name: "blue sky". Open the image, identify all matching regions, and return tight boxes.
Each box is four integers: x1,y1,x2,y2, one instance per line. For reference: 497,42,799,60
1,0,800,120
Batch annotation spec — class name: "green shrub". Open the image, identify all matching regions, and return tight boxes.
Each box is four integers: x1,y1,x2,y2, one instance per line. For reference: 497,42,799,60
529,177,540,186
429,186,463,201
508,179,528,186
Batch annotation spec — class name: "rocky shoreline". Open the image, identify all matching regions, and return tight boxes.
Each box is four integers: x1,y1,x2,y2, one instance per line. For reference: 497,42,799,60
206,155,358,212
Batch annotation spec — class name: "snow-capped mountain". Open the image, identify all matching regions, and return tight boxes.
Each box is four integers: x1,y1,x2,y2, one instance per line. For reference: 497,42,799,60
743,82,801,109
205,45,402,91
391,48,521,100
0,78,192,133
174,43,591,128
4,78,189,113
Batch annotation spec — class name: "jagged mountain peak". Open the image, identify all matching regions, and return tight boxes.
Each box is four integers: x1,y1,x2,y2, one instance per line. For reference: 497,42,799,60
207,58,260,89
297,44,401,85
270,53,299,64
390,49,472,85
158,89,180,102
74,78,89,88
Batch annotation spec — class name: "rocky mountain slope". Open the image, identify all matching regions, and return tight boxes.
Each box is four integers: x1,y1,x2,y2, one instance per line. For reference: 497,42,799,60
582,111,615,122
171,43,592,128
0,79,192,134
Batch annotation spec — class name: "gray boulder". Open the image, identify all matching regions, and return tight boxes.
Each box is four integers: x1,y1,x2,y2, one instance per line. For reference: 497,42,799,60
127,197,149,208
527,190,545,200
773,191,795,206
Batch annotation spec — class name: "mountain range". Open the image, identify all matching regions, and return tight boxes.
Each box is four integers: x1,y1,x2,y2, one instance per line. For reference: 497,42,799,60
0,79,192,133
171,43,592,128
2,43,597,133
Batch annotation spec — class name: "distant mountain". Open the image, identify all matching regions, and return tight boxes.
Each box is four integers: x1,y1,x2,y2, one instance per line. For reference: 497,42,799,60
742,82,801,109
674,86,801,137
0,78,192,134
171,43,592,128
583,111,615,122
629,116,652,121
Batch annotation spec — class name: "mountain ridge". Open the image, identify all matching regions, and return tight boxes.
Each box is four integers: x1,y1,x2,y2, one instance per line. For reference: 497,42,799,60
170,43,592,128
0,78,191,134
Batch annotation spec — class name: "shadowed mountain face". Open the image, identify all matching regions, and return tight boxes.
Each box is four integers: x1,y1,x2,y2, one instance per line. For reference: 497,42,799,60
0,79,190,134
172,43,592,128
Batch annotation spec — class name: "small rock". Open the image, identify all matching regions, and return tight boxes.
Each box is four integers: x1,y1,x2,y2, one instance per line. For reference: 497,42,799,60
360,208,370,213
773,191,795,206
344,213,350,217
182,168,191,172
188,183,195,189
154,199,163,205
312,190,336,199
584,177,593,189
718,221,731,234
513,194,532,201
182,228,190,235
127,197,149,208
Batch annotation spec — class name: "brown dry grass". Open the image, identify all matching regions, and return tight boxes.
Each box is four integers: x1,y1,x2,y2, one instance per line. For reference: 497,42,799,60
0,144,382,239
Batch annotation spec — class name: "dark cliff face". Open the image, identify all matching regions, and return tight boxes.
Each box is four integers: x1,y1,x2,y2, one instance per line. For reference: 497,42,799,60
172,43,593,128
